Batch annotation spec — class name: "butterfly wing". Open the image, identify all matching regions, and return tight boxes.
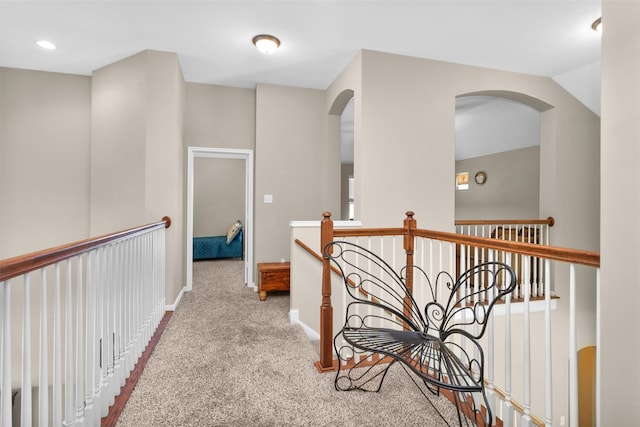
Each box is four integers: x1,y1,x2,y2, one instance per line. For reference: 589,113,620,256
326,241,426,332
327,241,431,390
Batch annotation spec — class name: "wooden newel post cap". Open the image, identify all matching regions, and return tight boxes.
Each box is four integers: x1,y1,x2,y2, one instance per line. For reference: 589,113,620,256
405,211,415,220
322,212,332,220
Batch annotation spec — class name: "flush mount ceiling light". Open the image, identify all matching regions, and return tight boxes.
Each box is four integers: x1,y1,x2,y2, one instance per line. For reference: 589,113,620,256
36,40,56,50
591,17,602,33
252,34,280,54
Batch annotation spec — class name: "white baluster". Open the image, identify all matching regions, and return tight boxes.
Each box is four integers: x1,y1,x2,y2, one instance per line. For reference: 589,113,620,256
365,236,373,362
151,230,158,326
111,243,119,389
114,241,124,387
98,246,108,417
86,250,98,425
532,226,539,298
144,233,153,342
75,254,86,424
53,263,62,426
544,258,553,427
157,228,166,321
125,239,134,373
103,245,111,404
486,250,496,418
522,256,532,427
569,264,578,427
502,252,514,427
64,259,75,425
339,240,348,366
133,236,142,360
38,268,49,426
418,238,425,311
39,269,49,425
95,247,103,414
21,274,32,426
1,280,12,427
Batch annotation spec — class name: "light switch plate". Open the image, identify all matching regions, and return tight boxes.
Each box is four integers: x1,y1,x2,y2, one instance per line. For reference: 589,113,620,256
264,194,273,203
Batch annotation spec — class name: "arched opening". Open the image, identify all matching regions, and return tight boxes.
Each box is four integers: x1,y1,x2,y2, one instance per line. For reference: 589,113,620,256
329,89,355,220
454,92,546,220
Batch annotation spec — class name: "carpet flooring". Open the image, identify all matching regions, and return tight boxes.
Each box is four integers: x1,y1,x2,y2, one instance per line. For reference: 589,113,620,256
116,259,457,426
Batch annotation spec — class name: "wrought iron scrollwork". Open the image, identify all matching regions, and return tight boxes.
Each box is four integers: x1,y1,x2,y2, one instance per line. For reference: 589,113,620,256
326,240,517,427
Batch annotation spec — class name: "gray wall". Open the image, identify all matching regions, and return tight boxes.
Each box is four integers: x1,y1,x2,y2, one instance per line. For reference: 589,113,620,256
0,68,91,259
325,50,599,424
327,49,599,254
455,146,540,220
255,83,340,264
90,50,185,303
184,82,256,257
601,0,640,422
193,157,245,237
184,83,255,151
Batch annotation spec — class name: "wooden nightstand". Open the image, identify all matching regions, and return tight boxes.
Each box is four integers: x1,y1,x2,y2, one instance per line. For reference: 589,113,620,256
258,262,290,301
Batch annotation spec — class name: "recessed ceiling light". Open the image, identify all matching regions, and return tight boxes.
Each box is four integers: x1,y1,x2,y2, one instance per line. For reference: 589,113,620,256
591,17,602,33
252,34,280,54
36,40,56,50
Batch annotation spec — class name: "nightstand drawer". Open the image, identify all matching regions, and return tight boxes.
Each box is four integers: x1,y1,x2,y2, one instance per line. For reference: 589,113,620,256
258,262,290,301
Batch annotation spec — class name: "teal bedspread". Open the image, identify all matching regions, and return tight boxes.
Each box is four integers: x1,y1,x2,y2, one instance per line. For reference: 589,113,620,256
193,230,243,260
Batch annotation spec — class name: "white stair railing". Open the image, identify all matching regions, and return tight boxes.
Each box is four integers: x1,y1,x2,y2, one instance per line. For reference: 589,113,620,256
0,217,170,426
310,212,599,427
455,218,555,300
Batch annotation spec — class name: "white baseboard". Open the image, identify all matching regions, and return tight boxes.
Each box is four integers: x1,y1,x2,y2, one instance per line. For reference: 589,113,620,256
289,309,320,340
166,286,186,311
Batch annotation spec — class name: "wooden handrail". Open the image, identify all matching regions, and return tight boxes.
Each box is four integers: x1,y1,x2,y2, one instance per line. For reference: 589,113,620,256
414,228,599,268
490,384,545,427
455,217,555,227
333,227,405,238
0,216,171,282
322,220,597,268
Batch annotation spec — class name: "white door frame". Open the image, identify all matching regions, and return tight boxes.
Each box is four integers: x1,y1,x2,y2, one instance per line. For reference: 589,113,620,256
186,146,254,291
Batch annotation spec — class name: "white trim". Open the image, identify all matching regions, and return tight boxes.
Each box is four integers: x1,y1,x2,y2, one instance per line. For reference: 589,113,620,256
186,146,255,291
289,309,320,340
166,286,186,311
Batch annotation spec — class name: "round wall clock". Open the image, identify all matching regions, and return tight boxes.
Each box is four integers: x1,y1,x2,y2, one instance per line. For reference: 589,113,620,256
474,171,487,185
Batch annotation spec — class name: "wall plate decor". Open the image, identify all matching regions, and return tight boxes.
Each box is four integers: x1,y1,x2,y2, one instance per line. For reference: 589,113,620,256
474,171,487,185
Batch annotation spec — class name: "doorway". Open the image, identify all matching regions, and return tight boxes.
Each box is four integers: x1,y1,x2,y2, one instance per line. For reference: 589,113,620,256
186,146,254,291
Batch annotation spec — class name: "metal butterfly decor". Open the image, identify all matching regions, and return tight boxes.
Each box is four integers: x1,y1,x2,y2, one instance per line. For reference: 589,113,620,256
325,240,517,427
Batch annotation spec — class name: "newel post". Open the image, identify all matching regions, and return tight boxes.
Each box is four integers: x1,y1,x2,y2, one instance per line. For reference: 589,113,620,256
317,212,335,372
403,211,416,294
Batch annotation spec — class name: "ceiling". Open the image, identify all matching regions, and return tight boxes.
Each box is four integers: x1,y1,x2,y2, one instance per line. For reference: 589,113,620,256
1,1,602,161
1,1,601,92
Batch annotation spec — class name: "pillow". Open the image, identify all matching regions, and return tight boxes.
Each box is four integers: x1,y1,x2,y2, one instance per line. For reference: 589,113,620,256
226,220,243,244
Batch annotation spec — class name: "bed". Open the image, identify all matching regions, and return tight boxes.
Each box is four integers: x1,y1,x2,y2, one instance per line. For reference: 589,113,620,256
193,221,243,261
